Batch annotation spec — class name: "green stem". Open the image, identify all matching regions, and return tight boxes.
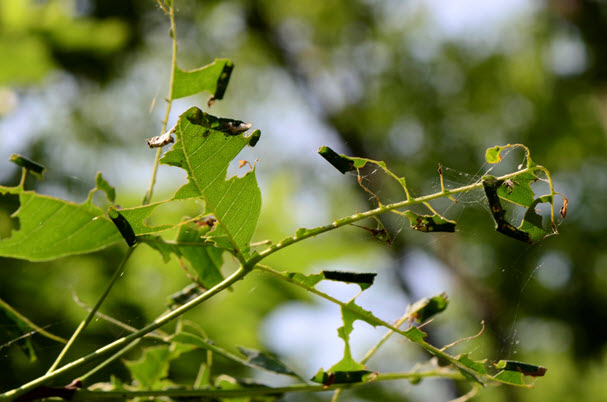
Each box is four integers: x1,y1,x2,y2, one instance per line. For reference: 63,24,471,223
143,0,178,205
46,247,136,374
332,311,413,401
68,370,463,400
249,167,543,266
254,264,519,389
0,266,248,401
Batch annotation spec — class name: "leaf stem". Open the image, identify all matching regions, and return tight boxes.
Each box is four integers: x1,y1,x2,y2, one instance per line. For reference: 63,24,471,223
0,266,248,401
254,264,532,389
250,167,543,266
67,369,463,400
46,247,137,374
143,0,178,205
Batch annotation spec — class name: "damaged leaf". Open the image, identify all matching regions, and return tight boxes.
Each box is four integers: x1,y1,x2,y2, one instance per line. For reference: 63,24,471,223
9,154,45,179
494,360,547,377
402,211,456,233
406,293,449,323
173,58,234,102
159,107,261,257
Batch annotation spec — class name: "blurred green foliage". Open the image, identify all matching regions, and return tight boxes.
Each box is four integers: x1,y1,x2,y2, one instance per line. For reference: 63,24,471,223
2,0,607,401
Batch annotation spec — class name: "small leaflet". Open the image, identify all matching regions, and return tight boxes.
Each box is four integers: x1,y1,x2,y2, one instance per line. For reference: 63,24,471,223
107,207,137,247
146,126,176,148
9,154,45,179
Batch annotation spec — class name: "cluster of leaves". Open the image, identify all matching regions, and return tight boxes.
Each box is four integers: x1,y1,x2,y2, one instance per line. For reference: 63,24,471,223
0,2,564,401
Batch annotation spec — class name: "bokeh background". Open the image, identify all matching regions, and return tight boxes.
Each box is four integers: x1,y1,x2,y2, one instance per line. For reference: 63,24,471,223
1,0,607,401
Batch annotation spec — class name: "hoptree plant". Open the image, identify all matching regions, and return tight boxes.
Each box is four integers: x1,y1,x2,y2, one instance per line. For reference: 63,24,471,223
0,1,566,401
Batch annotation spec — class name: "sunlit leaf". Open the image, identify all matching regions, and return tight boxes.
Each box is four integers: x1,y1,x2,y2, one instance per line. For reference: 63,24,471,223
159,107,261,258
173,59,234,102
0,185,121,261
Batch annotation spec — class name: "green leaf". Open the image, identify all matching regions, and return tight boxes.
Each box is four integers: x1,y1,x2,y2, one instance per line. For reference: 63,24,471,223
457,354,487,375
406,293,449,323
285,270,376,292
311,300,375,385
0,186,121,261
482,175,552,243
492,370,526,386
237,346,302,379
403,326,428,342
496,171,537,207
93,172,116,203
402,211,456,233
124,346,173,390
494,360,547,377
9,154,45,179
159,107,261,257
141,220,224,289
173,59,234,102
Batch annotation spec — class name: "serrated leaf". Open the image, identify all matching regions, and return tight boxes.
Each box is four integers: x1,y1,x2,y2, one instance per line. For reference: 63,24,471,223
141,220,224,289
402,211,456,233
406,293,449,323
173,58,234,101
0,186,121,261
9,154,45,179
494,360,547,377
159,107,261,258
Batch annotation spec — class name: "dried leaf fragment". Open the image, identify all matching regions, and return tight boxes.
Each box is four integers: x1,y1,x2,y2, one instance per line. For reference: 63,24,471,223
146,126,176,148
